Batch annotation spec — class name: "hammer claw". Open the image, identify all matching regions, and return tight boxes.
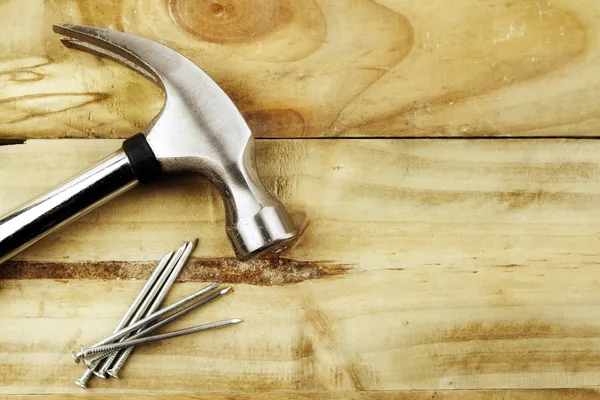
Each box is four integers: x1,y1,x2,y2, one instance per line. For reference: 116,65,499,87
58,37,158,84
53,24,160,85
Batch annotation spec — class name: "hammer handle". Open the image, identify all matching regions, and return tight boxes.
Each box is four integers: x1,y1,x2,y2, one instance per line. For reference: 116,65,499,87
0,150,138,264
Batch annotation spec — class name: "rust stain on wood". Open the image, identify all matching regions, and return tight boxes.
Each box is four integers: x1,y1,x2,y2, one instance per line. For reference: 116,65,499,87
0,257,350,286
0,138,25,146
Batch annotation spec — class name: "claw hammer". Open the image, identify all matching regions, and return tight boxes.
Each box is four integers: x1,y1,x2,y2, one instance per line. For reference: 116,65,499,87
0,24,297,263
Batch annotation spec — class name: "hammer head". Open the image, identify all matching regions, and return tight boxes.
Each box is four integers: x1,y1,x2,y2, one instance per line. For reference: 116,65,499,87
53,24,296,260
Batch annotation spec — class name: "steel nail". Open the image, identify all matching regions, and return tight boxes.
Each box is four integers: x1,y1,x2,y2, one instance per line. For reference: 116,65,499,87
105,286,230,377
106,348,131,379
93,250,174,378
115,251,174,333
92,244,185,377
74,358,102,389
94,351,119,379
73,250,173,364
82,319,242,357
85,351,110,369
102,240,201,375
82,283,218,366
134,287,231,339
73,242,188,363
75,368,94,389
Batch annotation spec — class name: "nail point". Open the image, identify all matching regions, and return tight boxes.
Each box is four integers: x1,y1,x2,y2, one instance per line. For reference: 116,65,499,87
220,287,232,294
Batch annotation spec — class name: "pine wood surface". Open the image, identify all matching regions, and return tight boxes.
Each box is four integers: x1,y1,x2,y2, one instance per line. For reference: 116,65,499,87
2,0,600,397
1,139,600,394
1,0,600,138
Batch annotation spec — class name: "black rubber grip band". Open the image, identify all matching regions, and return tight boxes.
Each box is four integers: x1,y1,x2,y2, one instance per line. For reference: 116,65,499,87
122,133,163,184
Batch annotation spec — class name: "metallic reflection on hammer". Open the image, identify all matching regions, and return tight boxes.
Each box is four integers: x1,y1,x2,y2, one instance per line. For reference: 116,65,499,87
0,24,297,264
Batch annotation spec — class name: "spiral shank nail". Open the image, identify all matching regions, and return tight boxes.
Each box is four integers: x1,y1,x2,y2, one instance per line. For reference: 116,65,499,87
109,347,134,377
85,342,122,357
85,352,109,368
75,357,101,389
96,351,119,377
75,368,94,389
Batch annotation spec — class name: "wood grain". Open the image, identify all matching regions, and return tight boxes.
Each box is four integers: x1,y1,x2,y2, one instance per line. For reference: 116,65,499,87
0,0,599,138
2,0,600,397
2,139,600,393
2,271,600,393
3,139,600,268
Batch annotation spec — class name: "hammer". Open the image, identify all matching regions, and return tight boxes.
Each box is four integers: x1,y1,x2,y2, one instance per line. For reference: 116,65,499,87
0,24,297,264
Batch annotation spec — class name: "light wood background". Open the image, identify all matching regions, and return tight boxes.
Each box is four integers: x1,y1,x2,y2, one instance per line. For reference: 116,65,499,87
2,0,600,139
1,0,600,399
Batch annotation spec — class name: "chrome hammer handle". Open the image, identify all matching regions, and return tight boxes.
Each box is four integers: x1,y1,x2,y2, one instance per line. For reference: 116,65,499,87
0,134,161,264
0,150,136,263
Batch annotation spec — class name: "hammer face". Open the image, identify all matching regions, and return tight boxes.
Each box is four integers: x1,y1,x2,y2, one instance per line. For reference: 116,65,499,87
54,24,297,260
230,204,297,260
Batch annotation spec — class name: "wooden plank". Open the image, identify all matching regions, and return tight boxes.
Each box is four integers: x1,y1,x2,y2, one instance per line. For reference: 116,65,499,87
2,274,600,393
2,139,600,393
1,390,599,399
2,139,600,267
0,0,599,138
